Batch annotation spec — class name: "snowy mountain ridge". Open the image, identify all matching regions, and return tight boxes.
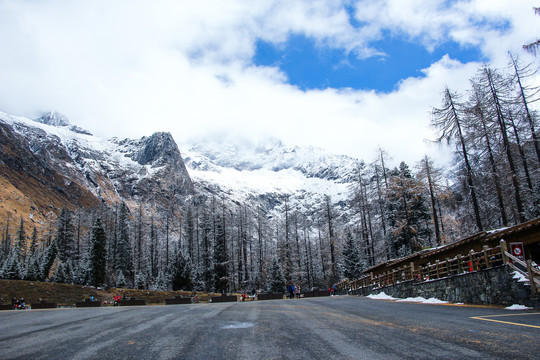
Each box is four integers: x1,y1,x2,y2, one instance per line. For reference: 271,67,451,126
0,110,359,223
181,138,357,210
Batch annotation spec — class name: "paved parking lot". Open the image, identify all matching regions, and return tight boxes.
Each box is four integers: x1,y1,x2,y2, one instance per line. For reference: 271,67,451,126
1,296,538,359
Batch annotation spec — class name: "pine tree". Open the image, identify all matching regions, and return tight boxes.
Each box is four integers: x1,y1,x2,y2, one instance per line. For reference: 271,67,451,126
3,249,21,279
116,271,127,288
340,230,363,280
135,271,147,289
25,257,41,281
116,202,132,285
268,257,285,293
15,216,27,263
153,270,169,291
56,208,75,262
89,218,107,287
72,255,90,285
171,251,192,291
213,213,228,293
199,209,214,291
41,240,57,280
387,162,432,258
53,261,72,284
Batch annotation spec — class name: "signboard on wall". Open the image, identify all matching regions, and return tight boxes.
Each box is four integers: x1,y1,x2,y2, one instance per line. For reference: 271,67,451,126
510,242,525,263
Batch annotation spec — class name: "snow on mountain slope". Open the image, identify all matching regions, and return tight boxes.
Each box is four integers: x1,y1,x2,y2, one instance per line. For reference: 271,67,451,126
181,137,359,212
1,110,359,223
0,111,192,219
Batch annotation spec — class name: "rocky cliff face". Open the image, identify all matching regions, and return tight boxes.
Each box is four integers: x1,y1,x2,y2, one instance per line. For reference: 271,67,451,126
0,111,193,226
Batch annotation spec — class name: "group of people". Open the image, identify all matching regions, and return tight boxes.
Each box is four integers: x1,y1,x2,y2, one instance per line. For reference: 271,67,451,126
287,284,301,299
11,297,25,309
328,284,336,296
113,293,126,306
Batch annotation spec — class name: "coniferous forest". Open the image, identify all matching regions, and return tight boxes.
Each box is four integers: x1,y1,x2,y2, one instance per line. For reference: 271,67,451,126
1,56,539,293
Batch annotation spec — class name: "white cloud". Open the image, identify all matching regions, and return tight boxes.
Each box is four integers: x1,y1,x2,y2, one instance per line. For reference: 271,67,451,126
0,0,539,168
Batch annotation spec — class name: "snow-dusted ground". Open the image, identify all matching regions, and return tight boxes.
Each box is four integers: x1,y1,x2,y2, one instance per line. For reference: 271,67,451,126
366,292,396,300
367,292,536,309
505,304,533,310
367,292,448,304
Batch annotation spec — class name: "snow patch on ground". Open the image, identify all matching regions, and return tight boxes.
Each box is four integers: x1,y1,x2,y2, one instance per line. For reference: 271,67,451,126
366,292,397,300
397,297,448,304
512,271,529,283
367,292,448,304
505,304,532,310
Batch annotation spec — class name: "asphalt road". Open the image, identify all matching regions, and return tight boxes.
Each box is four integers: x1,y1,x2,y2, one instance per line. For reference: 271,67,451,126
0,296,538,360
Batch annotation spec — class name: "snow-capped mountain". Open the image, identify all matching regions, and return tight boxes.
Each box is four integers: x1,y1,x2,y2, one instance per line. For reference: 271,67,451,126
0,111,192,225
0,110,360,227
181,136,359,217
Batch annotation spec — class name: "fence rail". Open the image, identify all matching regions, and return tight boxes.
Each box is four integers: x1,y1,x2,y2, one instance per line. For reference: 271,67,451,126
336,240,539,294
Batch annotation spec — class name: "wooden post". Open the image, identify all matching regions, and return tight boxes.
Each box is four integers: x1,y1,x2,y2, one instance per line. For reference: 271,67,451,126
527,260,538,294
457,254,463,273
500,239,508,264
410,262,415,281
483,245,490,269
446,258,451,276
435,260,440,279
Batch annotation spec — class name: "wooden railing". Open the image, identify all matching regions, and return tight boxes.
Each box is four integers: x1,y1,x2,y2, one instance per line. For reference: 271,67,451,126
501,243,540,293
336,240,538,293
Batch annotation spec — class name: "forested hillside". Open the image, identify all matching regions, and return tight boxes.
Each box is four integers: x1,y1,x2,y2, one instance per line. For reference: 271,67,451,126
0,56,538,293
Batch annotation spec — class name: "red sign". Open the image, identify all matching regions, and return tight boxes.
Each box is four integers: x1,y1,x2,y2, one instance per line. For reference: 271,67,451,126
510,242,525,263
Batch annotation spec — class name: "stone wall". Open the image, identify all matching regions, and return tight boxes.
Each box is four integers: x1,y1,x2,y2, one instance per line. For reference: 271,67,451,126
349,265,539,308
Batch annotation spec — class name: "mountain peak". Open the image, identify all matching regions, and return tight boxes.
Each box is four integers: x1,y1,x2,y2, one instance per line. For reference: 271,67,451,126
36,111,71,127
135,132,182,167
35,111,93,135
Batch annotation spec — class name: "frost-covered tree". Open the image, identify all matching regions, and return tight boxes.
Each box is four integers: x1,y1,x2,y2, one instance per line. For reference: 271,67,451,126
56,208,75,262
14,216,27,263
41,240,57,280
213,213,228,293
432,87,483,231
387,162,432,257
523,7,540,55
2,249,21,279
268,257,285,293
89,218,107,287
171,251,192,291
340,230,363,280
53,261,73,284
135,271,147,289
115,202,132,285
116,271,127,288
199,209,214,291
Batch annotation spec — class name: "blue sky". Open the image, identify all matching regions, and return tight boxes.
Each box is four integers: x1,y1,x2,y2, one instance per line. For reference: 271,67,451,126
254,34,486,92
0,0,538,165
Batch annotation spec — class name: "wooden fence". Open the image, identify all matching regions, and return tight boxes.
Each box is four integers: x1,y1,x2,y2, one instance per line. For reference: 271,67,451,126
336,240,540,294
